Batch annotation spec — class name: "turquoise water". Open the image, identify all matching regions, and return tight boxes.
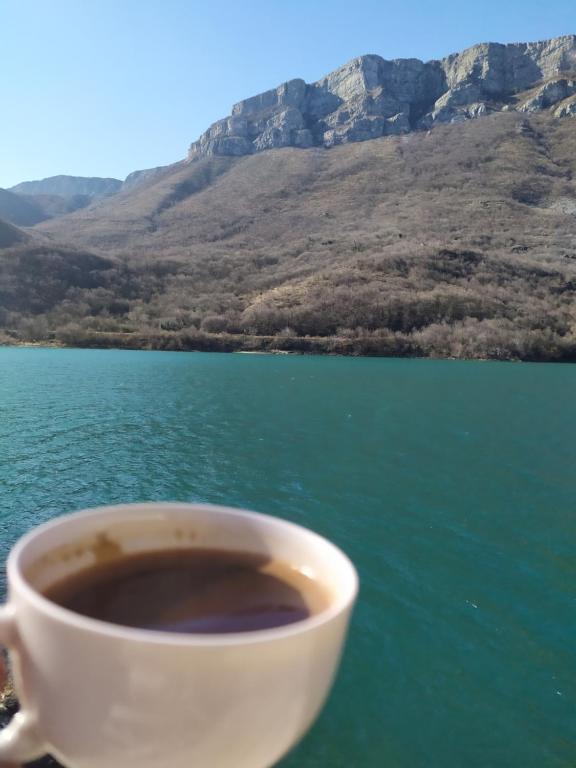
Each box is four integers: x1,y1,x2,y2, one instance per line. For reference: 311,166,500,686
1,347,575,767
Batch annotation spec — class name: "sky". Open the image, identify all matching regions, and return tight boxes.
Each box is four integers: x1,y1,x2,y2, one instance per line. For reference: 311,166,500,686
1,0,575,188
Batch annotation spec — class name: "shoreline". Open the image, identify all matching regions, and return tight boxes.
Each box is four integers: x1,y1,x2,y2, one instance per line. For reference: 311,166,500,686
1,332,575,363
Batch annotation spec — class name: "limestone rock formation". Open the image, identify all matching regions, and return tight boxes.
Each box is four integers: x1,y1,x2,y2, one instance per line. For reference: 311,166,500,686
555,96,576,117
518,78,576,112
188,35,576,161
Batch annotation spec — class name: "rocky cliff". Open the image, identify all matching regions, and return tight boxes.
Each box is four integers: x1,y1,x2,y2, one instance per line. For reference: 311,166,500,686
188,35,576,160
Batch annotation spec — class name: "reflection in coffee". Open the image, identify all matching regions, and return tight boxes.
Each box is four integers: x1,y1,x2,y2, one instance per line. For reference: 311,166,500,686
42,548,329,633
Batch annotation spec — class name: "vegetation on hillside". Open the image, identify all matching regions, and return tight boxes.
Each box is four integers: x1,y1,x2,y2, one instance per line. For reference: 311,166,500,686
0,218,27,249
2,113,576,360
0,189,47,226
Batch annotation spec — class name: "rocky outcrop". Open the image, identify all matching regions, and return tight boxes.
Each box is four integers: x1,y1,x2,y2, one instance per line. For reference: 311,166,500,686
554,95,576,117
517,77,576,112
188,35,576,161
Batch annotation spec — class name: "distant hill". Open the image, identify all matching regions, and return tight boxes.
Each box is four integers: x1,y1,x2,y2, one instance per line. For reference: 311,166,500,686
9,175,122,199
0,189,47,226
20,193,95,218
0,184,117,226
3,176,123,225
0,217,28,248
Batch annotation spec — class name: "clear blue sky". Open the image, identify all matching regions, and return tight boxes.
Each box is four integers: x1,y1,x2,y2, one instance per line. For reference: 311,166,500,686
1,0,575,188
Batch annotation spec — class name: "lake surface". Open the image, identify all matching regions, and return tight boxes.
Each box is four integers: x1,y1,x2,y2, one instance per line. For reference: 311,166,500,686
0,347,575,767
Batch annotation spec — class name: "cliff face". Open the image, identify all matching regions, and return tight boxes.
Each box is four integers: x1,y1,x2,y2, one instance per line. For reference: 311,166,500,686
188,35,576,160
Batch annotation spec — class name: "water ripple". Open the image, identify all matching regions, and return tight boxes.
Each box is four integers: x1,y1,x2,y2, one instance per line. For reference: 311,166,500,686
1,348,575,768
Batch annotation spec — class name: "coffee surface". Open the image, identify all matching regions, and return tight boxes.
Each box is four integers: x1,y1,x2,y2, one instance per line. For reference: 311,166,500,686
42,548,329,633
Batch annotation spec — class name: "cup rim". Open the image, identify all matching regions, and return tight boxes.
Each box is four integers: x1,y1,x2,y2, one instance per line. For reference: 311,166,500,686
7,502,358,646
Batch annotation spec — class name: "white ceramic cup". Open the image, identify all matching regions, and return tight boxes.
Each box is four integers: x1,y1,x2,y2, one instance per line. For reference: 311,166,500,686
0,503,358,768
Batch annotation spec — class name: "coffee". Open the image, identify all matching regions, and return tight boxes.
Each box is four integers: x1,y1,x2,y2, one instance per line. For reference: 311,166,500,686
42,548,329,633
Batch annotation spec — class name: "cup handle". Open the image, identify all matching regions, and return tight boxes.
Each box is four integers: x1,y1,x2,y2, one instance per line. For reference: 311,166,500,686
0,605,47,765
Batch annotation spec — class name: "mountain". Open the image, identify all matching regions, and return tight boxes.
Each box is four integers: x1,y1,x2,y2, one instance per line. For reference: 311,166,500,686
3,36,576,360
4,176,124,224
0,189,47,226
0,187,99,226
187,35,576,160
9,175,122,199
24,108,576,360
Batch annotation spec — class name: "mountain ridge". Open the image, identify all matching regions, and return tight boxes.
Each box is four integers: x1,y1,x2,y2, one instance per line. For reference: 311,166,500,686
2,37,576,360
9,175,122,198
7,35,576,206
0,189,47,226
188,35,576,160
20,110,576,361
0,176,124,226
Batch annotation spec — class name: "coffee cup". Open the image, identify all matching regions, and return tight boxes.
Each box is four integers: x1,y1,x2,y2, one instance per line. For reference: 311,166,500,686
0,503,358,768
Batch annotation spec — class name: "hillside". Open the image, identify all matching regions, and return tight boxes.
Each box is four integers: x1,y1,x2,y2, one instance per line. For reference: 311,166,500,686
0,234,118,344
1,175,124,225
0,189,47,226
0,188,100,226
19,193,97,218
3,111,570,360
0,218,28,248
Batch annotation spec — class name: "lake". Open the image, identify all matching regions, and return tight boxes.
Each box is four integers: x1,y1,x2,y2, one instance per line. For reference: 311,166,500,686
0,347,575,767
